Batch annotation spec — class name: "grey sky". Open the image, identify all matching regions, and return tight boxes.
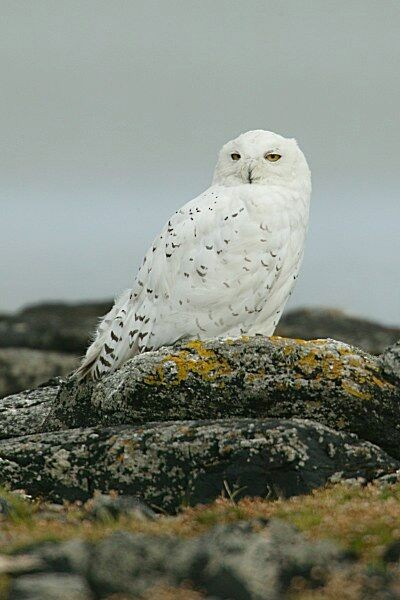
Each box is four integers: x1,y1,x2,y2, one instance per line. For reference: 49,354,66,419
1,0,399,324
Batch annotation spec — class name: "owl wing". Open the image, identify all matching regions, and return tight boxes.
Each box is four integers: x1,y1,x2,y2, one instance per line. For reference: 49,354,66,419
76,185,289,380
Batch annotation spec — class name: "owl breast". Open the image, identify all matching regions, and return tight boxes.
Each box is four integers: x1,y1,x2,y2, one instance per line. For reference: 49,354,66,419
147,184,309,346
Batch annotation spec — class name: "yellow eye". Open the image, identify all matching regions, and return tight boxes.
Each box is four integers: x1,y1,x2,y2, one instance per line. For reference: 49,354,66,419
265,153,281,162
231,153,241,161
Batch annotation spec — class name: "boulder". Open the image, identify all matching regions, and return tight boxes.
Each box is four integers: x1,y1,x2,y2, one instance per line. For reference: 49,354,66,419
0,418,397,507
46,336,400,459
0,348,77,398
0,382,61,440
9,573,91,600
380,341,400,383
276,308,400,354
0,301,112,354
86,520,345,599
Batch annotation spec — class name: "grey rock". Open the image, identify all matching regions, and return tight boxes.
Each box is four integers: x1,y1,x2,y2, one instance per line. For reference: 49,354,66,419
36,539,91,577
9,573,92,600
276,307,400,354
380,341,400,383
88,531,178,597
0,300,112,354
0,554,45,576
46,336,400,459
87,493,157,521
0,418,397,508
173,520,344,600
0,383,60,440
86,520,345,599
0,348,77,398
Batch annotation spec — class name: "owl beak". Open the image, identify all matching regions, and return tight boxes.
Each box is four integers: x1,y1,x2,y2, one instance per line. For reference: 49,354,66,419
247,165,254,184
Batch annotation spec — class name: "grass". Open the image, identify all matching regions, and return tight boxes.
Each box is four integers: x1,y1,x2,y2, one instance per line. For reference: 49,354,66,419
1,483,400,564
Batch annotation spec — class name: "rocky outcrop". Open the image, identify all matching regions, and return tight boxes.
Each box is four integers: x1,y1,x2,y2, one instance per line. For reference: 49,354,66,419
7,518,400,600
0,418,397,507
1,328,400,599
45,336,400,459
0,348,77,398
0,301,112,354
276,307,400,354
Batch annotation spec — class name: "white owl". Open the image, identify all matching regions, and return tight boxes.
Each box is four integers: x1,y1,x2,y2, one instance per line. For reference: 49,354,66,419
77,130,311,380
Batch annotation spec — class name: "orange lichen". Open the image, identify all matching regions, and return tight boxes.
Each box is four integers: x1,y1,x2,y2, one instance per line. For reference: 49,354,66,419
144,340,231,386
341,381,372,401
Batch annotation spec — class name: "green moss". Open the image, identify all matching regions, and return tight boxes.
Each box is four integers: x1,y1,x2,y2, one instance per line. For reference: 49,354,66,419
0,488,33,524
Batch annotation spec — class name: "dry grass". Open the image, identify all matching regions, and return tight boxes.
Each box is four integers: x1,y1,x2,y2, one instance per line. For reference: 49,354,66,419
141,584,206,600
2,483,400,565
288,567,400,600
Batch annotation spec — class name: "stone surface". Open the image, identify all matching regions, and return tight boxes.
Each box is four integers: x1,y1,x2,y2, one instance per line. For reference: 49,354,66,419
0,300,112,354
276,307,400,355
9,520,399,600
86,493,157,521
0,418,397,508
9,573,92,600
0,348,77,398
0,383,60,440
46,337,400,459
168,520,344,600
36,540,91,577
380,341,400,383
4,520,348,600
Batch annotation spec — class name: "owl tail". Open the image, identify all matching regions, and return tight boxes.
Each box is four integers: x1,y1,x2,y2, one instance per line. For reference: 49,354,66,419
74,289,136,381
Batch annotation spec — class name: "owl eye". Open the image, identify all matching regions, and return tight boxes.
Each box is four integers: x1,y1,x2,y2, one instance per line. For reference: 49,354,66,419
265,153,282,162
231,153,241,161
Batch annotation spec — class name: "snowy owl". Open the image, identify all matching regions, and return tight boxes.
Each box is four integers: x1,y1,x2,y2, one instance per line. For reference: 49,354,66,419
76,130,311,381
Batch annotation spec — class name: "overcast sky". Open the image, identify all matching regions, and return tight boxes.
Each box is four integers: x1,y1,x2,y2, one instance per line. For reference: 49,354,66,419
0,0,399,324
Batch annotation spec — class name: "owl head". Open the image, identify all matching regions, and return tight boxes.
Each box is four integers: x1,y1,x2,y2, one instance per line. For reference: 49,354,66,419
212,130,311,191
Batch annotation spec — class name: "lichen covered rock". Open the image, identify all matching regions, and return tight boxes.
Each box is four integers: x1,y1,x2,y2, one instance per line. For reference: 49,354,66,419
0,382,60,440
380,341,400,384
276,308,400,355
0,418,397,507
46,336,400,458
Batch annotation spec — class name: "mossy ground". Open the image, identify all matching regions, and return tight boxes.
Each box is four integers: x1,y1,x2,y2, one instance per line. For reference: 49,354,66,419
1,483,400,560
2,483,400,598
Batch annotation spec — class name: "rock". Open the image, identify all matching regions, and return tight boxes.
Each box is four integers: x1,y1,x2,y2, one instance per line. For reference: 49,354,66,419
170,520,345,600
47,520,346,599
46,337,400,459
383,540,400,564
380,341,400,383
0,554,44,575
0,495,12,517
0,383,60,440
0,300,112,354
88,531,178,597
0,348,77,398
276,308,400,354
0,418,396,507
9,573,92,600
86,493,157,521
36,539,91,577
